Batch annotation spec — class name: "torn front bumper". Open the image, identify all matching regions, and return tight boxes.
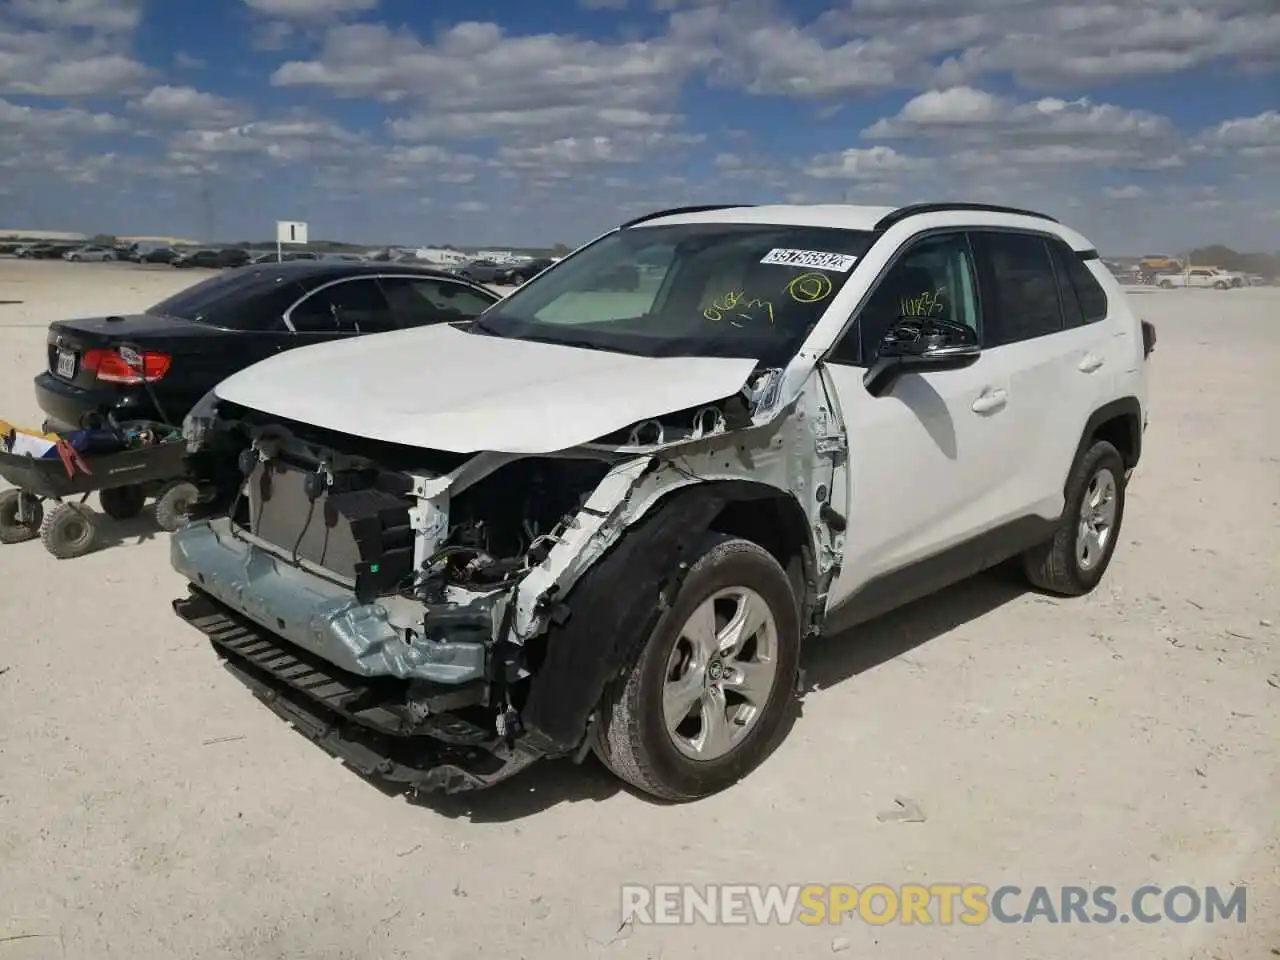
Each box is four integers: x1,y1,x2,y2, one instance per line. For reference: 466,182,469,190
172,587,541,793
171,518,489,685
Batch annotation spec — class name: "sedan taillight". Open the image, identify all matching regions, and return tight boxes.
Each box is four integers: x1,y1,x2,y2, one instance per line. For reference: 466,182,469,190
82,347,172,384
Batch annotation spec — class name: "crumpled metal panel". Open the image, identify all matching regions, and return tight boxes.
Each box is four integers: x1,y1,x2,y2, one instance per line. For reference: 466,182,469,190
171,519,487,684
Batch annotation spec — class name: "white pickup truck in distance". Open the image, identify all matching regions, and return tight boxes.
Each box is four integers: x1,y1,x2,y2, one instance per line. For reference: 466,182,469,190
1155,267,1237,289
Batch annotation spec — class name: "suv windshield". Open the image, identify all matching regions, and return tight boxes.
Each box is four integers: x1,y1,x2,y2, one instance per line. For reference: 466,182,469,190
472,222,874,364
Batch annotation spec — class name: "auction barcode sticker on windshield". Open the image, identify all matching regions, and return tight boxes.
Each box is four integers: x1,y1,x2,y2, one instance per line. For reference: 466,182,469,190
760,248,858,272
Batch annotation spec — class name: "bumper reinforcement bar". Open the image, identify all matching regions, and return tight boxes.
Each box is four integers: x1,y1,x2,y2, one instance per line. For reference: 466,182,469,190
173,588,542,793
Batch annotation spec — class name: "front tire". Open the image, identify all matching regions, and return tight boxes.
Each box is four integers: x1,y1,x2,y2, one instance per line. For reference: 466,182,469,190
1020,440,1126,596
592,533,801,801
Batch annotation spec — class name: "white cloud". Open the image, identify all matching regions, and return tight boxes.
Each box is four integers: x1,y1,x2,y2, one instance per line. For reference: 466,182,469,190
496,131,704,169
167,116,363,165
131,85,249,126
242,0,378,20
1200,110,1280,157
804,145,931,180
1104,184,1147,199
0,97,126,134
0,40,150,96
862,87,1179,170
270,21,695,143
5,0,143,32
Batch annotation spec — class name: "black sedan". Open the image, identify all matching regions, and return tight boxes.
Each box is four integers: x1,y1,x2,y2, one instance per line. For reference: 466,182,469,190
452,259,508,283
131,247,178,264
34,261,503,431
171,248,252,269
17,244,69,259
502,258,555,285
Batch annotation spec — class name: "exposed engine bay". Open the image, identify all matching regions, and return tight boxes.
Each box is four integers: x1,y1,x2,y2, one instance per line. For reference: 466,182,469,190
171,369,842,794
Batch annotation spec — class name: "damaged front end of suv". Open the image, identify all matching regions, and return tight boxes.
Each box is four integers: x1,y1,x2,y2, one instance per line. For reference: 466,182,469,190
169,210,874,799
172,363,847,796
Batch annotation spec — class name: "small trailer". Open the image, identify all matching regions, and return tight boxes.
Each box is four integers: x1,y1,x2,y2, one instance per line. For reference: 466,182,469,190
0,419,197,558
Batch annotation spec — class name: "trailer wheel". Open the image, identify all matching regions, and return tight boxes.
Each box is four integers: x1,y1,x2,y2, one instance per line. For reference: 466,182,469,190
0,490,43,544
99,484,146,520
40,503,97,558
154,481,198,532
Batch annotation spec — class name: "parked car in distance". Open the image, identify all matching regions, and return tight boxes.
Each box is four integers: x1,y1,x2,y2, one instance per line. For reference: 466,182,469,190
62,245,116,262
249,250,320,265
452,259,507,283
172,248,251,269
502,257,555,285
131,246,177,264
34,261,503,432
170,200,1155,803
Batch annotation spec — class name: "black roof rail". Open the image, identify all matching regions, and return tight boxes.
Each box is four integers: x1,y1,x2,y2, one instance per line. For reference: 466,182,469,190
619,204,753,229
874,202,1059,232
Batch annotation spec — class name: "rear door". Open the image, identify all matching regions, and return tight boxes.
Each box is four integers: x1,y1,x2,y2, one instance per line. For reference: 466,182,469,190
968,230,1112,521
284,276,399,337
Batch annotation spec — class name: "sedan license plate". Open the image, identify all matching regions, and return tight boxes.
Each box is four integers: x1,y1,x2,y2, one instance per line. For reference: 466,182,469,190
56,349,76,378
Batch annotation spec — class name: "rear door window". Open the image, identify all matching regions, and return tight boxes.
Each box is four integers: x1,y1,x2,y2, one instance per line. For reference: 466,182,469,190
970,231,1064,345
289,278,398,334
377,277,497,326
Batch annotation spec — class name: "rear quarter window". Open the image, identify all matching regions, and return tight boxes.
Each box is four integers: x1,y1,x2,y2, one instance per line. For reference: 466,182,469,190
147,271,312,330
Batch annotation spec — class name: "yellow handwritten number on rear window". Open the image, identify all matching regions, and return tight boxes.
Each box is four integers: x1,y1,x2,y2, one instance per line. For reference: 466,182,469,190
786,272,833,304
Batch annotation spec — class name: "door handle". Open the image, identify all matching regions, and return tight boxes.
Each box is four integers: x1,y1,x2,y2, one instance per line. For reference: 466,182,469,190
1079,353,1105,373
971,388,1007,414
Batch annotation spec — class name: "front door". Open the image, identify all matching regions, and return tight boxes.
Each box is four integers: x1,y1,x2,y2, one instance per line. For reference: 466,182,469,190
819,231,1026,618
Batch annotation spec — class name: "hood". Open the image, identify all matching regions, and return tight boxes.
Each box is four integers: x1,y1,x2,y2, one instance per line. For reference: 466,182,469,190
213,323,759,454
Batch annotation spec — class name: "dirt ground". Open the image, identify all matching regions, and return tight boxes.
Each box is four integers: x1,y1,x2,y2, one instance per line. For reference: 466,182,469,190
0,259,1276,960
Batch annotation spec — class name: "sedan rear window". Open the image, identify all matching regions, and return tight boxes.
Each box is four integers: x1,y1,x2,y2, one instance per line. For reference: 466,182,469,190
148,270,311,330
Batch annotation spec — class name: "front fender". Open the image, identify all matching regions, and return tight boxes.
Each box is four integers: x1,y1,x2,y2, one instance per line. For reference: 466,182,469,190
518,481,792,754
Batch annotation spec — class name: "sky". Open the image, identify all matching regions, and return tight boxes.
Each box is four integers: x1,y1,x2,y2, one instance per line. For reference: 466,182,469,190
0,0,1277,252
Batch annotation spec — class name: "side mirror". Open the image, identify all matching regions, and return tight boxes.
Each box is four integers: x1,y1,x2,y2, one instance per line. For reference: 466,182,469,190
863,317,981,397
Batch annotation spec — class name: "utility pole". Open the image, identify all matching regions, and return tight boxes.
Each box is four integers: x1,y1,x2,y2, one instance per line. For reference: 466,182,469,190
199,175,214,243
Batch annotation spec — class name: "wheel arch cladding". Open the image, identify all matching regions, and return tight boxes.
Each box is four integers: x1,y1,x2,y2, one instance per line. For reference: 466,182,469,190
1074,397,1142,473
519,480,812,754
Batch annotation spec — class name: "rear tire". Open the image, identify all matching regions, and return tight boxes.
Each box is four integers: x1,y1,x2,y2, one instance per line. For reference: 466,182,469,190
154,481,198,532
99,484,146,520
40,503,96,558
1020,440,1126,596
592,532,801,801
0,490,42,544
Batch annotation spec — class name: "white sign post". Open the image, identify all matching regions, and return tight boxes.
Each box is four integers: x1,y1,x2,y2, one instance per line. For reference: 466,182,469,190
275,220,308,262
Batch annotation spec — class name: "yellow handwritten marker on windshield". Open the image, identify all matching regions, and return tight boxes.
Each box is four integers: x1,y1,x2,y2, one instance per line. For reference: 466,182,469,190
787,272,833,304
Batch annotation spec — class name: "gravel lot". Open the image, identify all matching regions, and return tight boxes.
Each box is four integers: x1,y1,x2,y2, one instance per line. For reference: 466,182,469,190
0,259,1277,960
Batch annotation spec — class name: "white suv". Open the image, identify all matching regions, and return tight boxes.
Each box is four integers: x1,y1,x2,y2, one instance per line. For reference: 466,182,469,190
171,202,1156,801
